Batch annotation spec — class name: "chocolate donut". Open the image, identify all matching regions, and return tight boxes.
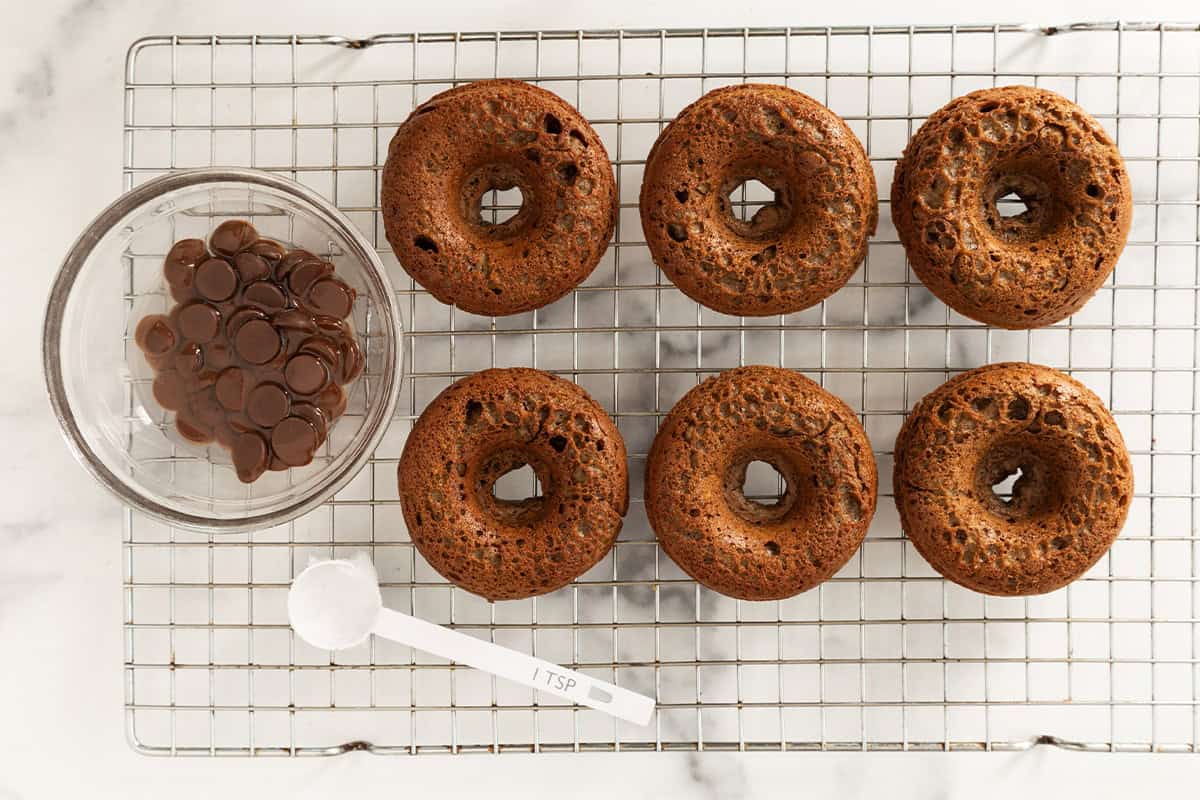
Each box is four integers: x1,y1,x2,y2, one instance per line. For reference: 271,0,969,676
640,84,877,316
645,366,877,600
891,86,1132,328
382,80,617,316
893,363,1133,596
398,368,628,601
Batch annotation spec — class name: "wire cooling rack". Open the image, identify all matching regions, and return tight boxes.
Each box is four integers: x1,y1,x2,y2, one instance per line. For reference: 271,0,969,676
121,22,1200,755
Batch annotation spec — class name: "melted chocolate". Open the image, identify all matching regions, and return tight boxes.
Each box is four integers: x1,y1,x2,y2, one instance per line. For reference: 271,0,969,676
136,220,362,482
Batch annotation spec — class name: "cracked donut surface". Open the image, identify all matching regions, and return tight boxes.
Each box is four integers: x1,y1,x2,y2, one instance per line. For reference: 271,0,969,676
890,86,1132,329
382,80,617,316
893,362,1133,596
398,368,628,601
645,366,877,600
640,84,877,316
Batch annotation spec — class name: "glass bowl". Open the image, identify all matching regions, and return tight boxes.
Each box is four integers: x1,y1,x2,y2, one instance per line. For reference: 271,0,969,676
44,168,403,532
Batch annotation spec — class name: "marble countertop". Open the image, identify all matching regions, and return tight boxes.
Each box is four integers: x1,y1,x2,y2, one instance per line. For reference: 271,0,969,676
5,0,1200,797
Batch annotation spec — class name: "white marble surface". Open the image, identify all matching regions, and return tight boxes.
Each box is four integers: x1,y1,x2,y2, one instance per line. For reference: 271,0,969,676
5,0,1200,797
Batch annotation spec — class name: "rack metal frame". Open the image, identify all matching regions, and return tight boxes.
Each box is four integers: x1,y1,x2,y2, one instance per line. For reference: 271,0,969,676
123,21,1200,754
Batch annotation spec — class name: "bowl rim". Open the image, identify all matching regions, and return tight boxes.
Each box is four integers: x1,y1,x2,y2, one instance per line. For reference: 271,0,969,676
43,167,404,533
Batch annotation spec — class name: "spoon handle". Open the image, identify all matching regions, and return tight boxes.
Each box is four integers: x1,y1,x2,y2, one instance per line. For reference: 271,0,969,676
373,607,655,725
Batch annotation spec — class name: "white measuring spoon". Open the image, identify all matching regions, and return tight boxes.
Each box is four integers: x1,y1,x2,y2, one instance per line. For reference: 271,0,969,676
287,556,655,726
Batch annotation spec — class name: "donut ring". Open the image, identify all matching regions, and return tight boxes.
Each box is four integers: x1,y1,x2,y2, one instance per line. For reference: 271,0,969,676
645,366,878,600
640,84,877,316
398,368,628,601
893,362,1133,596
891,86,1132,329
382,79,617,316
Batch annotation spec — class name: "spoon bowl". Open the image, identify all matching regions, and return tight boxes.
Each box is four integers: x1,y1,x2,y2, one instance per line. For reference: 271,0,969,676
288,557,382,650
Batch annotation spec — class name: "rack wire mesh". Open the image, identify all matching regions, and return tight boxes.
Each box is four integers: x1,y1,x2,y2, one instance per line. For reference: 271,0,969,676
122,22,1200,754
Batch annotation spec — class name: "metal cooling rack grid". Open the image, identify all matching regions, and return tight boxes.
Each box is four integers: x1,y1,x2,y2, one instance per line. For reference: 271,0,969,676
122,22,1200,754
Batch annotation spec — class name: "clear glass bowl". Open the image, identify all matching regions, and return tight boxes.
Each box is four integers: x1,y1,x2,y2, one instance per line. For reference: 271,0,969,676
44,168,403,531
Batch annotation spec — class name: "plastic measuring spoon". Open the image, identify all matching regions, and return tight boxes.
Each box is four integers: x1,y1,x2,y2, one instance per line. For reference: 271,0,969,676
287,556,655,726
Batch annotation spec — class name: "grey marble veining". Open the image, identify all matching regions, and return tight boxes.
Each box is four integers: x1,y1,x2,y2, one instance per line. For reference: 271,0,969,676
0,53,53,138
686,753,749,799
6,0,1200,795
0,0,120,144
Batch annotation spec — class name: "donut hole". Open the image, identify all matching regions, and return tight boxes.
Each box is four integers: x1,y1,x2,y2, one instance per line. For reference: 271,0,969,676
990,465,1024,504
974,440,1069,522
480,186,524,226
743,459,787,507
730,178,775,223
717,172,792,239
996,191,1029,219
475,447,551,524
982,167,1060,241
723,453,798,525
492,463,542,502
461,163,531,234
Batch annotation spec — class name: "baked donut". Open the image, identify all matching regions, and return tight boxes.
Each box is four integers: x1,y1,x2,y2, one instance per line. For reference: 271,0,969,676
640,84,877,316
398,368,628,601
645,366,877,600
893,362,1133,596
382,80,617,316
891,86,1132,328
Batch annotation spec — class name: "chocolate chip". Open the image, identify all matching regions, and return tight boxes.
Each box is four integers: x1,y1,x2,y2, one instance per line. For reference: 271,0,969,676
271,416,319,467
225,306,268,340
210,220,258,256
163,239,208,300
203,341,234,372
177,302,221,343
243,280,288,311
246,382,290,428
232,431,269,483
234,319,282,364
247,239,287,263
195,258,239,302
275,249,318,281
215,367,247,411
175,414,214,444
288,259,332,297
152,370,186,411
135,314,176,357
298,336,341,370
290,402,329,443
190,387,226,430
306,278,355,319
228,414,256,435
234,252,271,283
337,337,364,383
272,308,319,335
317,383,347,419
314,315,350,339
213,421,237,448
174,342,205,376
284,353,329,396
